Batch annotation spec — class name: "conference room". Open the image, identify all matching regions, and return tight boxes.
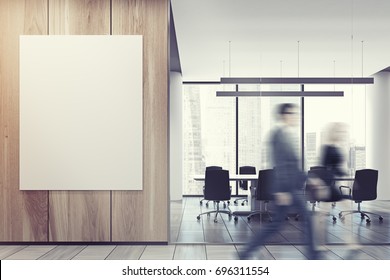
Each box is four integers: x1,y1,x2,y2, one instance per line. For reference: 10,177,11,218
168,0,390,259
0,0,389,261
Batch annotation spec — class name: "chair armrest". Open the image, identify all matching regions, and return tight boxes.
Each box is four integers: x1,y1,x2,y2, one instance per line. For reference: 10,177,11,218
339,185,351,196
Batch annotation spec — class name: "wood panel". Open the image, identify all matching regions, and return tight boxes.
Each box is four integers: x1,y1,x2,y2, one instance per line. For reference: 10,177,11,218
111,0,169,241
0,0,48,241
49,0,110,35
48,0,111,241
0,0,169,243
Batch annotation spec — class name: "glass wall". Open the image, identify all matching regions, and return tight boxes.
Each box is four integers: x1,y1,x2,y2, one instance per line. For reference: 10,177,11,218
183,83,303,195
237,90,302,195
304,84,366,175
238,84,301,173
183,83,366,195
183,84,235,195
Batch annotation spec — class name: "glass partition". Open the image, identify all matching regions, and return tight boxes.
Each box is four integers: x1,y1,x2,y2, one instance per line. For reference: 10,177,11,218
238,84,302,170
182,82,365,195
183,83,302,195
183,84,235,195
303,84,366,174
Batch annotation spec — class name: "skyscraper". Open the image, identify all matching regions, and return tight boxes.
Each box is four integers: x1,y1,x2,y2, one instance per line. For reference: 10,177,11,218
183,85,204,194
306,132,317,169
349,146,366,172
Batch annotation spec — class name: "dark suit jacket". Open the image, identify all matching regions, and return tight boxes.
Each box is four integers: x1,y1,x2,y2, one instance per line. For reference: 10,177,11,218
321,145,346,177
271,126,305,193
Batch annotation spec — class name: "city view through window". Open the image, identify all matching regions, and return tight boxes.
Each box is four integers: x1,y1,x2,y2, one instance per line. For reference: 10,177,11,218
183,84,366,195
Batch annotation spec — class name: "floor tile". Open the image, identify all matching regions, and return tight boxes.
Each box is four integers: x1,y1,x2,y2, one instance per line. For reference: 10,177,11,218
106,245,146,260
174,245,206,260
139,245,176,260
206,245,239,260
5,246,55,260
38,245,86,260
72,245,115,260
0,246,27,259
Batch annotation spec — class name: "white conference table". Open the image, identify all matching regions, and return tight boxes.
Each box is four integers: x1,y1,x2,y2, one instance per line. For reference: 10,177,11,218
193,174,258,182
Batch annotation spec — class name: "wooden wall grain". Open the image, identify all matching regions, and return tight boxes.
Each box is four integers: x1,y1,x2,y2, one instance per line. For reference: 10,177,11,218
48,0,111,242
0,0,49,242
0,0,169,242
111,0,169,242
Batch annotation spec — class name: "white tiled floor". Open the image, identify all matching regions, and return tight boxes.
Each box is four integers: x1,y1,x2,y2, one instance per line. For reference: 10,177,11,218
2,244,390,260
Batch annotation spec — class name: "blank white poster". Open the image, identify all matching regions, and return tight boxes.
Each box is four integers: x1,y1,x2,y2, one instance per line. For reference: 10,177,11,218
20,35,143,190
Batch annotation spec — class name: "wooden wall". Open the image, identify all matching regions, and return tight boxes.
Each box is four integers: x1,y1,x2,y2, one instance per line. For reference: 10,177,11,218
0,0,169,242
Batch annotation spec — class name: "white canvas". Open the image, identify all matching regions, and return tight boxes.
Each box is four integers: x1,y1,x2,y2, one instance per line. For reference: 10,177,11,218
20,35,143,190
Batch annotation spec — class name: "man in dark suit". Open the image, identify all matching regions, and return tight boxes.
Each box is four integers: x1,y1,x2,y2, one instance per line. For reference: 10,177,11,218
241,103,318,260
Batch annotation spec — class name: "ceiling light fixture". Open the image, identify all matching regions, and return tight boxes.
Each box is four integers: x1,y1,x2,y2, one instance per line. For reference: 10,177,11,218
216,91,344,97
216,32,373,98
219,77,373,84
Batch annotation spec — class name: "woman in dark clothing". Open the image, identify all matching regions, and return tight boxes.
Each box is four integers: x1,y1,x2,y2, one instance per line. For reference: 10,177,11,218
320,122,348,202
322,144,347,177
321,122,348,177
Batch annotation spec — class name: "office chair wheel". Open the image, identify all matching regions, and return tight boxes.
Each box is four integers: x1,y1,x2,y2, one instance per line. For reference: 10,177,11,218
379,216,384,222
196,215,200,220
241,202,245,206
214,219,218,223
205,202,209,207
200,201,203,205
247,217,251,221
366,218,371,223
234,201,238,205
332,216,337,222
223,203,226,208
234,216,238,221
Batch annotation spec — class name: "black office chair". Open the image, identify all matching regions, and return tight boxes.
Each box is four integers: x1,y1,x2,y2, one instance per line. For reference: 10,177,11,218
246,169,274,222
306,167,342,222
196,169,232,223
309,165,339,207
338,169,383,224
200,166,223,207
307,166,327,208
234,166,256,206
